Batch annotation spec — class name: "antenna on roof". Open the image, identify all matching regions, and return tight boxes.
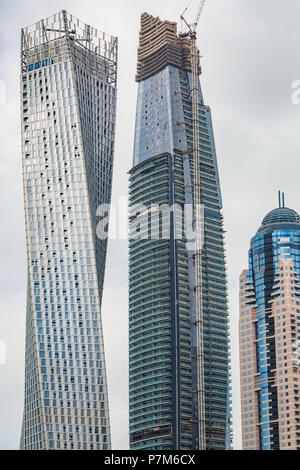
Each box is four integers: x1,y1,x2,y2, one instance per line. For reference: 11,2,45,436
282,192,285,208
278,190,282,208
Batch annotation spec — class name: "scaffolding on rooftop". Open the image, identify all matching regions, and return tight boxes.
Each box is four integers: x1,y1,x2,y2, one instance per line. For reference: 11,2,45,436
21,10,118,86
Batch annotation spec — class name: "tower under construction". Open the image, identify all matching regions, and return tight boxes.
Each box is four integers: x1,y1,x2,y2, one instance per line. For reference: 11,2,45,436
129,12,231,450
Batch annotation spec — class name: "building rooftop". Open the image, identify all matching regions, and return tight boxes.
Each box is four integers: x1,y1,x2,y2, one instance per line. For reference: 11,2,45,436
136,12,196,82
261,207,300,227
21,10,118,84
257,192,300,234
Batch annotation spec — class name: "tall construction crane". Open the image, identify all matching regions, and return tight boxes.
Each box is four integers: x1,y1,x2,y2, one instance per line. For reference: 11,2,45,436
179,0,206,451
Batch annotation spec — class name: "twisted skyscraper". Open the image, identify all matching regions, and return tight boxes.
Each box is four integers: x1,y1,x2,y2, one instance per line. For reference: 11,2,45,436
20,11,117,450
129,13,231,450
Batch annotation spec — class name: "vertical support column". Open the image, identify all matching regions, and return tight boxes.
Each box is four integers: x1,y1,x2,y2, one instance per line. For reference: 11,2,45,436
191,37,206,450
169,155,181,450
183,150,199,450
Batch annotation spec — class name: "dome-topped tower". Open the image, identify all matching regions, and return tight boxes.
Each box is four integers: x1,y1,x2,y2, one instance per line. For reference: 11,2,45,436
262,207,300,226
257,191,300,233
240,191,300,450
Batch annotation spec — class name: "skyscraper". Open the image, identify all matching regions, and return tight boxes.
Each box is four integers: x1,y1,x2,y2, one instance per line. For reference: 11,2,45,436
239,193,300,450
20,11,117,450
129,13,231,451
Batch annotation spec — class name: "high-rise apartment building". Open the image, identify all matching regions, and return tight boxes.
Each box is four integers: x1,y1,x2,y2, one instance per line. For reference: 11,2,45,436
20,11,117,450
129,13,231,450
239,194,300,450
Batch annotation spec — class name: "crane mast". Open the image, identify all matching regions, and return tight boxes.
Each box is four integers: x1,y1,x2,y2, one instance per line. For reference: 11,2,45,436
180,0,206,451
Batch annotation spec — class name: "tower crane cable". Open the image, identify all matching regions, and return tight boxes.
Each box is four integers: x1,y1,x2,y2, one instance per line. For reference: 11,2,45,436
181,0,193,24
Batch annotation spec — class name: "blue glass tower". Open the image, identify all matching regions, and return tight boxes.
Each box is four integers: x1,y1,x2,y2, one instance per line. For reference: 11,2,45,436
129,13,231,450
240,193,300,450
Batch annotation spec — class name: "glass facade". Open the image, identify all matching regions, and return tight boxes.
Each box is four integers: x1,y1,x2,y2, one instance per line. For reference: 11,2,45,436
20,11,117,450
240,204,300,450
129,13,231,451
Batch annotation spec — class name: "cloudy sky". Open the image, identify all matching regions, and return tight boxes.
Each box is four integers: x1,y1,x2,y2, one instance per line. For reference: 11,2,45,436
1,0,300,451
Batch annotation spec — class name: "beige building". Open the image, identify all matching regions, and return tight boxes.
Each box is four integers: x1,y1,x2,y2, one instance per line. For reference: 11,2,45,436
239,202,300,450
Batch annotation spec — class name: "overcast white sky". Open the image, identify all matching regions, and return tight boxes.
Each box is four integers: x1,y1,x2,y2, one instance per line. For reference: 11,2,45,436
1,0,300,451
